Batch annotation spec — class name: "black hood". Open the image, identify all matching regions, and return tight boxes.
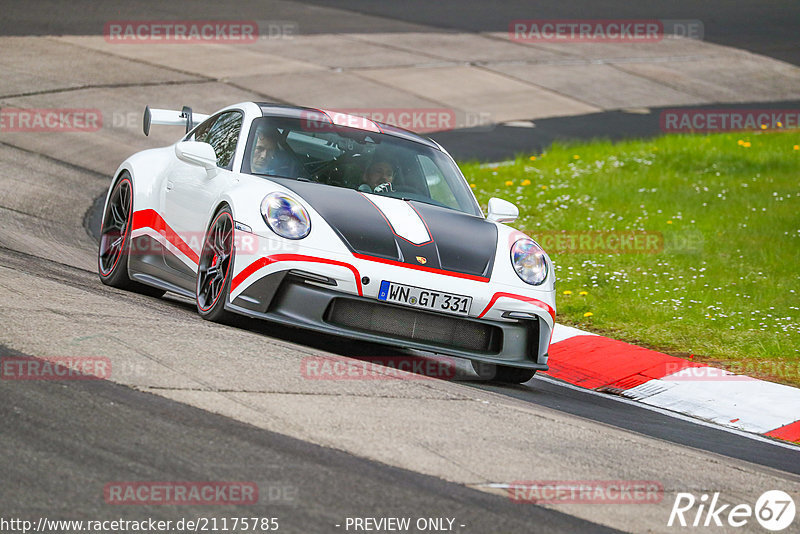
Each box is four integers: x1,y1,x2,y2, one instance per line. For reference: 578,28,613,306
273,179,497,279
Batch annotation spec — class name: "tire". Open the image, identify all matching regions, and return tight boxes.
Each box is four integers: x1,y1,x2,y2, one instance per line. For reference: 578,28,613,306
196,206,235,322
472,361,536,384
98,173,165,298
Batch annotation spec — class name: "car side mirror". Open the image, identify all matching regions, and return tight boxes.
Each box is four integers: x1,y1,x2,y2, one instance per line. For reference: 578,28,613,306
175,141,218,174
487,197,519,223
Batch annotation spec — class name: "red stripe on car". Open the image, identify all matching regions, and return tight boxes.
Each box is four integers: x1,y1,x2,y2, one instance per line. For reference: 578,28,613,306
478,292,555,321
231,254,363,296
131,209,200,264
352,253,490,282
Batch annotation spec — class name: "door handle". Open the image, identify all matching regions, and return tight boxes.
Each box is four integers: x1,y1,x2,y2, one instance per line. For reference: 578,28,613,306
166,180,174,191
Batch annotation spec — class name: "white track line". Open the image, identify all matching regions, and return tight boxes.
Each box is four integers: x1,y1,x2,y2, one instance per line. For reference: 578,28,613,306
533,374,800,453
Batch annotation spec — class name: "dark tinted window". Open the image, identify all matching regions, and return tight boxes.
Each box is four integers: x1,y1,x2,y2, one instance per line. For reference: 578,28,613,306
195,111,243,169
241,117,480,216
190,116,214,142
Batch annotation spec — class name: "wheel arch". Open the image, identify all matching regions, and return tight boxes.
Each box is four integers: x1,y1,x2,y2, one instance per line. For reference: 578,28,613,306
100,165,134,231
207,200,234,231
102,147,172,230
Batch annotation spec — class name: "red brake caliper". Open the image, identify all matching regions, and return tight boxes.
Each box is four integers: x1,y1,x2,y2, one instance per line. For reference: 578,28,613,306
209,254,218,286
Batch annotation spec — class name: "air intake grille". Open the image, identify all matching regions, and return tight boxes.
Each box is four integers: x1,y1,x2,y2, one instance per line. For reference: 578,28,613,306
325,298,500,353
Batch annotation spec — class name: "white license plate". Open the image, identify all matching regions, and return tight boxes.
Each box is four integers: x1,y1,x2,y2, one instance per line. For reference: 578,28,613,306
377,281,472,316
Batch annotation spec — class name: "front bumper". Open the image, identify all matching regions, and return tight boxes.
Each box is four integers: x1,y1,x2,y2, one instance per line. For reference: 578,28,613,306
227,271,549,370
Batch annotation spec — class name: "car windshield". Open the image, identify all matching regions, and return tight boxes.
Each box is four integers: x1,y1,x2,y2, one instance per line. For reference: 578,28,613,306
242,116,481,216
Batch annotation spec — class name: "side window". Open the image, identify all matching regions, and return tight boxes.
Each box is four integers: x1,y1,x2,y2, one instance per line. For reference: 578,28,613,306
189,116,215,143
196,112,243,169
418,155,457,209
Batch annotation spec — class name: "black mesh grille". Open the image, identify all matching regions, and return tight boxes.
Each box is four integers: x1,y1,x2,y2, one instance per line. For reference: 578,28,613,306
325,299,501,353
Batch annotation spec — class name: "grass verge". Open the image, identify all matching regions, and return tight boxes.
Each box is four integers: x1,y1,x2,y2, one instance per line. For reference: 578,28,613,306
460,131,800,387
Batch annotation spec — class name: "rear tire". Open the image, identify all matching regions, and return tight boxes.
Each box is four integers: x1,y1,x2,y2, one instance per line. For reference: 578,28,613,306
196,206,235,322
472,361,536,384
98,173,165,298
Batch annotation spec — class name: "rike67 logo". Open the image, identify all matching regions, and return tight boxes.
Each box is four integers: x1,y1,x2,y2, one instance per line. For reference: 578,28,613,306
668,490,796,531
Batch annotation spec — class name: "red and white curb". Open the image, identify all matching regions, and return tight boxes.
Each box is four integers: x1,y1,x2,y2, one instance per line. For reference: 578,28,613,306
546,324,800,444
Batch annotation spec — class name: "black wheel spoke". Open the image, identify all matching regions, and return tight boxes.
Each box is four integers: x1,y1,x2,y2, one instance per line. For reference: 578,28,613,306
102,239,120,259
209,240,222,258
120,186,130,217
197,270,210,290
214,224,223,251
109,204,124,229
100,233,117,256
214,223,232,253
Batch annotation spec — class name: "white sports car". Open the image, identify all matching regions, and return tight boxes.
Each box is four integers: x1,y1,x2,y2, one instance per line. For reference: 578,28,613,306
98,102,555,383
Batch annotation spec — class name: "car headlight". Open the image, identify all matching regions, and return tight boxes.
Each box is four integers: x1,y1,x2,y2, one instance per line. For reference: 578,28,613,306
261,193,310,239
511,239,548,285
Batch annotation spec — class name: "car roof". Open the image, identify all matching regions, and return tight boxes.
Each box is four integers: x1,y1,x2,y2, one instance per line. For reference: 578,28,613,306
255,102,441,150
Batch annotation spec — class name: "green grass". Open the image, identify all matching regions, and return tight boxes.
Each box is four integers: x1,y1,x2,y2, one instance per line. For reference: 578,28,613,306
460,131,800,386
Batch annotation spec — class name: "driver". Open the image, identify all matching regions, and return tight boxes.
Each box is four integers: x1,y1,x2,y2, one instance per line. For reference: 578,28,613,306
250,127,297,177
358,158,396,194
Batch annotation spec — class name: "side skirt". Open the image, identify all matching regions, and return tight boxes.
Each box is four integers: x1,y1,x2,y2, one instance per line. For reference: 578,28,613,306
127,234,196,297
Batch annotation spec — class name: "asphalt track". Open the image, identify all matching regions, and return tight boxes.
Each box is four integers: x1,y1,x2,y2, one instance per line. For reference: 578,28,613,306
300,0,800,66
0,343,619,534
2,0,798,66
431,100,800,162
4,0,798,163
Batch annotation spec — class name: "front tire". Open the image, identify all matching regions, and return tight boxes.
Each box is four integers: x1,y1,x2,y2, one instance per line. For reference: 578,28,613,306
98,173,165,297
196,206,235,322
472,361,536,384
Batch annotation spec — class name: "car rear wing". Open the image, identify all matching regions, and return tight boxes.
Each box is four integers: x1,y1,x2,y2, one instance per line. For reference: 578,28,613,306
143,105,210,136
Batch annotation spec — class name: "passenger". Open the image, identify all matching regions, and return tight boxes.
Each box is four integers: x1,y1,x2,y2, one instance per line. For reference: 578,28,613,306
358,158,396,193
